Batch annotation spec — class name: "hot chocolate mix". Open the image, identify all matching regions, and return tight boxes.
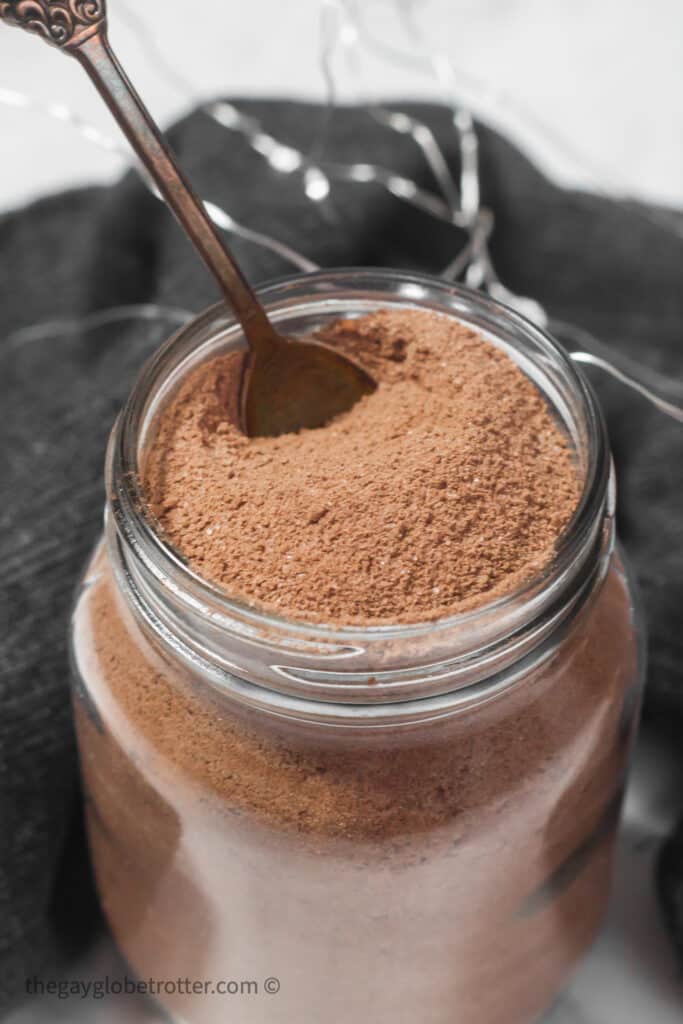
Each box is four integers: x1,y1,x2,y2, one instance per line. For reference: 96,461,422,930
145,309,580,623
71,307,641,1024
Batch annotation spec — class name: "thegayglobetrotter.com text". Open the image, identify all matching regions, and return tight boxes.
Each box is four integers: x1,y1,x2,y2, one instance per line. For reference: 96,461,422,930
24,975,281,1000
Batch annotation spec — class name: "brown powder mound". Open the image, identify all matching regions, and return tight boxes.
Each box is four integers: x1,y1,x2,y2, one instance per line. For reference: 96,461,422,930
145,309,580,624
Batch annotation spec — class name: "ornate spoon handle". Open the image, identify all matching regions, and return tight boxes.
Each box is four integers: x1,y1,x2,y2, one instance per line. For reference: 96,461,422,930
0,0,277,350
0,0,106,49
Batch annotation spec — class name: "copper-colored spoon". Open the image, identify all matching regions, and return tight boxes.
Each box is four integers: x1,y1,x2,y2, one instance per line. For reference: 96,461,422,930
0,1,375,436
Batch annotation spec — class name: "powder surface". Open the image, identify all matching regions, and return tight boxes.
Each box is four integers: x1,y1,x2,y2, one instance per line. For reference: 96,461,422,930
145,309,580,624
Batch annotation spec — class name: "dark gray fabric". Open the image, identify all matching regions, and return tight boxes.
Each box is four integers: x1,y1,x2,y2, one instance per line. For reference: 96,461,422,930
0,101,682,1013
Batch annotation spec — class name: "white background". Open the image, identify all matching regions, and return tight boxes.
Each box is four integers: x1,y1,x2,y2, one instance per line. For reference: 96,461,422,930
0,0,682,213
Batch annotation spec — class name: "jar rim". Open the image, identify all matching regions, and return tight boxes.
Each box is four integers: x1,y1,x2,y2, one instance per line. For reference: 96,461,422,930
107,269,611,711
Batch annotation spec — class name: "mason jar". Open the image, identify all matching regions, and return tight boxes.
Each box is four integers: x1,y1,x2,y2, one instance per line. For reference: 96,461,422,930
71,270,644,1024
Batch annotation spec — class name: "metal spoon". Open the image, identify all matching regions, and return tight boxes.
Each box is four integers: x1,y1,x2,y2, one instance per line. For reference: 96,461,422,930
0,0,376,437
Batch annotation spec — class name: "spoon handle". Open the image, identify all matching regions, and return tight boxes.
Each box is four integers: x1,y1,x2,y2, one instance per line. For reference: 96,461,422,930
75,33,271,334
0,1,276,350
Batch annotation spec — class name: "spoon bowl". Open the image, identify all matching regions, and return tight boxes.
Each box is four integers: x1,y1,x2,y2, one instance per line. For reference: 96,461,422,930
241,334,376,437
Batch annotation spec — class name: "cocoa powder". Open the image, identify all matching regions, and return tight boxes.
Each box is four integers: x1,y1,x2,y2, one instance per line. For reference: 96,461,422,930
145,309,581,624
70,307,642,1023
74,555,640,1024
79,561,634,842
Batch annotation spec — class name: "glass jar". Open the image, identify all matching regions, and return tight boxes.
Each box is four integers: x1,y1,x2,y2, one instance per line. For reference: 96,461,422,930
71,270,644,1024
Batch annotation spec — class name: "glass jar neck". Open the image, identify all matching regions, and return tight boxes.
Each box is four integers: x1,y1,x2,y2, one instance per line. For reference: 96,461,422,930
106,270,612,724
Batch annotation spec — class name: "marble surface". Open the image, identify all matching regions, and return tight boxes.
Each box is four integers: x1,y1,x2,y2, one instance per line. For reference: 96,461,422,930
7,728,683,1024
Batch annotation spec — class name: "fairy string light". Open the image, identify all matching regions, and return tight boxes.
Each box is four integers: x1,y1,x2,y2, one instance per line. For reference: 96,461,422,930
0,91,317,273
0,0,681,417
319,0,683,413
